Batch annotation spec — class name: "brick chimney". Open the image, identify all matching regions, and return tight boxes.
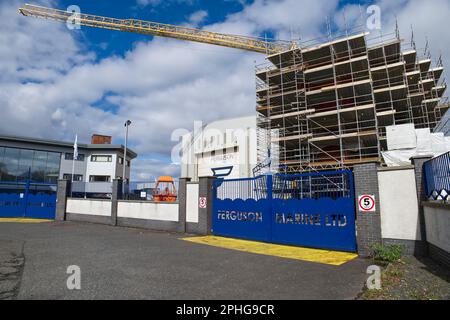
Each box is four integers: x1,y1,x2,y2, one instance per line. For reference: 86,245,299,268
91,134,112,145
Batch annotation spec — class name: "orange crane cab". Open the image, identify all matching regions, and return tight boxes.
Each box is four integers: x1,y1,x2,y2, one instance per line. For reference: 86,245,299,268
153,176,177,203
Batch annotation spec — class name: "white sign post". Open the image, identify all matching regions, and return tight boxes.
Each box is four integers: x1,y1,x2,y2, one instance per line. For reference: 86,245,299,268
358,195,376,212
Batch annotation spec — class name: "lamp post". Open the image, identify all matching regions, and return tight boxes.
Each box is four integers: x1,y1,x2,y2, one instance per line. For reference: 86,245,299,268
123,120,132,195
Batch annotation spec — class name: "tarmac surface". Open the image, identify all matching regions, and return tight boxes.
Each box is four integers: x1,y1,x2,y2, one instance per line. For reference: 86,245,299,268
0,221,370,300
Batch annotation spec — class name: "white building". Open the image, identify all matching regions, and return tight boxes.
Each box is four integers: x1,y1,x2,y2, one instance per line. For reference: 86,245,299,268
0,134,137,186
181,116,257,181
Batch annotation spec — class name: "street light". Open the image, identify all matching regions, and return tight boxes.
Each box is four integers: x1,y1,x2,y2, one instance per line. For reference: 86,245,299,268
123,120,132,195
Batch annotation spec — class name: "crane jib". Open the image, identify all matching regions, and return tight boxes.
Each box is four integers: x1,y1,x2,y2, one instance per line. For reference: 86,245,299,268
18,4,294,55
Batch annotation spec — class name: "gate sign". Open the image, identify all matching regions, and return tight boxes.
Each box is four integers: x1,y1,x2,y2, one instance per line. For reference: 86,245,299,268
212,171,358,252
199,197,207,209
358,195,376,212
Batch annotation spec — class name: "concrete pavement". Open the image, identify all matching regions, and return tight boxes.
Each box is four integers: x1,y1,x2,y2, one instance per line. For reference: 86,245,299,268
0,221,370,300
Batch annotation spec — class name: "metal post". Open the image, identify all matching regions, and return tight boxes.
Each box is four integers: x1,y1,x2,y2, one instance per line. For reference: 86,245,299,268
23,168,31,218
266,174,273,241
123,120,131,196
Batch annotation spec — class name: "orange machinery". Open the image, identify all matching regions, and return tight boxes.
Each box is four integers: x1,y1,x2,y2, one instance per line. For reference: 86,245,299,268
153,176,177,202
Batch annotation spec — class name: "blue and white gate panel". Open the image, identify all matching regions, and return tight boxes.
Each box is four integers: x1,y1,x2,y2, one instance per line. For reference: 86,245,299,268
212,171,357,252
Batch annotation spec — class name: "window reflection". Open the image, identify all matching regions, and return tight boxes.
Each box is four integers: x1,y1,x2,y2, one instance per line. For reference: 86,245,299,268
0,147,61,183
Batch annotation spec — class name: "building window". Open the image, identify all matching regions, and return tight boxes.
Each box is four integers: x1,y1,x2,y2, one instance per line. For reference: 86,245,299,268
234,146,238,153
118,157,130,166
63,174,83,182
65,153,85,161
91,155,112,162
89,175,111,183
0,147,61,183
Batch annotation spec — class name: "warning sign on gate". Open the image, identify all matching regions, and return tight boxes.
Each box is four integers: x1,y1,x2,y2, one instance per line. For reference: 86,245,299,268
358,195,376,212
199,197,207,209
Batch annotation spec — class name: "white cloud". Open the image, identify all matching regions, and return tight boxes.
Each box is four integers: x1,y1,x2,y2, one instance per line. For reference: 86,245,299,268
132,157,180,181
336,0,450,84
0,0,448,180
187,10,208,26
207,0,340,40
136,0,196,8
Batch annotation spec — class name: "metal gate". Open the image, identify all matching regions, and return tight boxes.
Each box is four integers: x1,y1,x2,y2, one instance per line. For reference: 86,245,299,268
212,170,357,252
0,180,57,219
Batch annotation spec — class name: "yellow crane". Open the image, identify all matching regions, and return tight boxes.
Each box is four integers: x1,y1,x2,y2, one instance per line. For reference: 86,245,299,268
19,3,295,55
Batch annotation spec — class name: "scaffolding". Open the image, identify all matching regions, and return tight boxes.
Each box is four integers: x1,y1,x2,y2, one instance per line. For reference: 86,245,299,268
256,28,449,173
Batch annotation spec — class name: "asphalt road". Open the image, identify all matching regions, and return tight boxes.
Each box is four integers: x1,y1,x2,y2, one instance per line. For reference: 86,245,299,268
0,221,370,300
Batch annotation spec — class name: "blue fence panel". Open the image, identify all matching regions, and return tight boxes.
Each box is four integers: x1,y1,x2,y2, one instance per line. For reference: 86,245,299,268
0,193,25,217
0,181,57,219
213,176,272,242
271,171,356,252
424,152,450,200
26,193,57,219
212,170,357,252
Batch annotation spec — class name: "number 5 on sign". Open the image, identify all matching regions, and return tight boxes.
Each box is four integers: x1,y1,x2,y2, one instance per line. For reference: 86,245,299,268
199,197,207,209
358,195,376,212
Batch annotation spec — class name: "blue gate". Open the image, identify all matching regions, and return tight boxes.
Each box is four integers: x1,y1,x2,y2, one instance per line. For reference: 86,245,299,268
0,180,57,219
212,170,357,252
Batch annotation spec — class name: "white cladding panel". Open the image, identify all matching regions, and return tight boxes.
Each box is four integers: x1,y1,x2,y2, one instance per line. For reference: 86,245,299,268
117,201,179,222
181,116,257,181
66,199,112,216
197,151,241,179
186,183,199,223
85,152,117,181
378,169,421,241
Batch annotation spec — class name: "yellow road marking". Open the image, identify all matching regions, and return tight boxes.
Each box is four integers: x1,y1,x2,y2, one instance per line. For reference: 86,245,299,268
182,236,358,266
0,218,54,223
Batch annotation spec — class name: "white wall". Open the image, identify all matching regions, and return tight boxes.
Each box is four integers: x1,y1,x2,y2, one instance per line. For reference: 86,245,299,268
424,205,450,253
186,183,199,223
197,149,242,179
378,168,421,241
67,199,112,216
118,201,179,222
85,152,118,181
181,116,257,181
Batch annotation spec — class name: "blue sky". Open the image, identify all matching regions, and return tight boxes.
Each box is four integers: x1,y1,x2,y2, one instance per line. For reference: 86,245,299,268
1,0,448,180
55,0,370,61
57,0,248,60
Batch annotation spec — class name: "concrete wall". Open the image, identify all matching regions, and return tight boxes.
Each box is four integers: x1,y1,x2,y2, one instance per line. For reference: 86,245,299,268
378,167,421,241
423,203,450,253
117,201,179,222
186,183,199,223
67,199,112,216
59,177,216,236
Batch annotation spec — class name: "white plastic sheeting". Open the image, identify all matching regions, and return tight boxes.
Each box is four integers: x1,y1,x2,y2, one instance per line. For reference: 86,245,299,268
416,128,432,154
386,124,416,150
382,150,417,167
382,125,450,166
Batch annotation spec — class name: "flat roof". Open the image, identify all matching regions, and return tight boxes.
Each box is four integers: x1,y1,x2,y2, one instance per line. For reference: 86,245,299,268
0,134,138,159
